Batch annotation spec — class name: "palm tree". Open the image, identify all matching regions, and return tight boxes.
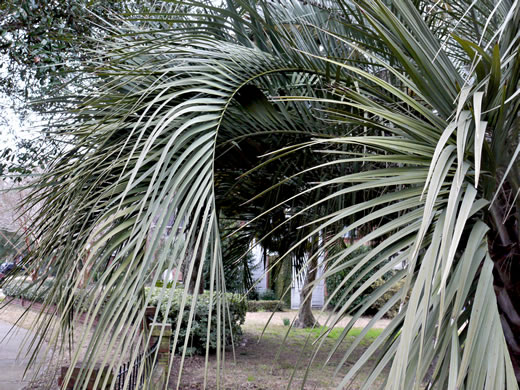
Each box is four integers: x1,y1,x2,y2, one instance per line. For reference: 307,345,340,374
4,0,520,388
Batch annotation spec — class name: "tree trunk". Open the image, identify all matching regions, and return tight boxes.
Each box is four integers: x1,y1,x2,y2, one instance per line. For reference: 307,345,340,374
295,253,319,328
488,193,520,383
491,247,520,383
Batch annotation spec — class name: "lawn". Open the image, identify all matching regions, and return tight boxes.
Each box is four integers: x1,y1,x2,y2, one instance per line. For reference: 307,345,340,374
168,314,387,389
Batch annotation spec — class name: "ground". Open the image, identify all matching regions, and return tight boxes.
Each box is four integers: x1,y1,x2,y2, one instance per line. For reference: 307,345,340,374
169,318,389,389
0,301,389,389
0,320,49,390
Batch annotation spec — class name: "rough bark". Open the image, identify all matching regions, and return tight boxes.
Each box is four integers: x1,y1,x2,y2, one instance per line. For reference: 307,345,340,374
488,188,520,383
294,253,319,328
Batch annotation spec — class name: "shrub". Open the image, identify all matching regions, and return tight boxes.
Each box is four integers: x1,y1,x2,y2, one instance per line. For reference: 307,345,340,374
258,288,277,301
247,300,285,312
370,278,407,319
3,279,102,312
326,246,394,314
246,288,259,301
155,280,183,289
2,279,54,302
146,287,247,356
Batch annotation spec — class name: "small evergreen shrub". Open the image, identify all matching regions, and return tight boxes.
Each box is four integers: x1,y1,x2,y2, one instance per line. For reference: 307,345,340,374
370,278,407,319
155,280,182,289
246,289,259,301
2,279,54,302
258,288,277,301
2,279,99,312
146,287,247,356
247,299,285,312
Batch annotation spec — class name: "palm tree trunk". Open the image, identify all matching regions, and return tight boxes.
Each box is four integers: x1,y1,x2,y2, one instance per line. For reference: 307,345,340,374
489,196,520,382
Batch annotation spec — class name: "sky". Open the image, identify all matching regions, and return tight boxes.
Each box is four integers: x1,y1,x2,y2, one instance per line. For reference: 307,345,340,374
0,100,24,149
0,60,40,151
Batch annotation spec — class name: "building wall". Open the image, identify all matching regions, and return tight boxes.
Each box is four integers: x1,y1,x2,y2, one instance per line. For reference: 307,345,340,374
290,251,325,309
250,240,326,309
250,242,268,293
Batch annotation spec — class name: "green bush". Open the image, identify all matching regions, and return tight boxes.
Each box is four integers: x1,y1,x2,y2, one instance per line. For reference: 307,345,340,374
246,288,259,300
155,280,183,289
258,288,277,301
2,279,54,302
146,287,247,356
247,299,285,312
3,280,101,312
326,246,393,314
370,278,407,319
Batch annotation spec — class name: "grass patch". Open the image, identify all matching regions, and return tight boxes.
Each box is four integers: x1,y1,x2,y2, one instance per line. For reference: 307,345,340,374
285,326,383,343
245,322,384,346
346,327,383,342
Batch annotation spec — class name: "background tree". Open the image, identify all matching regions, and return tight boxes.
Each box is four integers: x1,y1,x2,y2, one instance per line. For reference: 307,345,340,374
0,0,166,177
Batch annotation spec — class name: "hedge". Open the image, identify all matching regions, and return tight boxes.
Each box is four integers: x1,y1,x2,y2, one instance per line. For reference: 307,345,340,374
370,279,407,319
146,287,247,356
247,300,285,312
3,279,54,303
5,281,249,356
258,289,277,301
2,279,100,312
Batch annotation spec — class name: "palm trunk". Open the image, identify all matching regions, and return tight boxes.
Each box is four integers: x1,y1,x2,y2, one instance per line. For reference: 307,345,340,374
488,196,520,382
490,250,520,382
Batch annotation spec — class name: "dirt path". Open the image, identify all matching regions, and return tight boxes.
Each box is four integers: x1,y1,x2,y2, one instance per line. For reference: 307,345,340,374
0,320,48,390
1,302,390,334
0,301,131,389
245,310,391,329
0,300,45,329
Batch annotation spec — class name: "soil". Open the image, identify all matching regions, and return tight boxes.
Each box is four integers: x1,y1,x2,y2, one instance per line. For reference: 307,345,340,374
166,311,389,389
0,303,389,389
245,310,391,329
